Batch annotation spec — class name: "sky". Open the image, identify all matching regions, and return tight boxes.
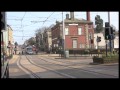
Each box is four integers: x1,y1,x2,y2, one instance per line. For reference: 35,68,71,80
6,12,119,45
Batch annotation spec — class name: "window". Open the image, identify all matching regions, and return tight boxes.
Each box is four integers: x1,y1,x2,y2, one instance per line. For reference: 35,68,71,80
65,28,68,35
73,39,77,48
89,32,92,40
78,27,82,35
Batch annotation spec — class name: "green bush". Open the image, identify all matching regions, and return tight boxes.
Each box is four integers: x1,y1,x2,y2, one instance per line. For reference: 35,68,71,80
84,49,89,54
102,51,118,58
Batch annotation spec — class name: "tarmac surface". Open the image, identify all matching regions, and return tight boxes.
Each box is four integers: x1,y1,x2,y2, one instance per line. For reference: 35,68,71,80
9,53,119,78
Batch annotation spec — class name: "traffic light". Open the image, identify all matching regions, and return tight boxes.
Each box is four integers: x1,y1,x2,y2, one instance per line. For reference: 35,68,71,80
97,36,101,42
110,26,115,39
105,22,110,27
105,22,110,40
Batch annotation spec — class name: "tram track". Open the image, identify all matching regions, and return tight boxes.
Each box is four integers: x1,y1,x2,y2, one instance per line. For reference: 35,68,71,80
25,55,76,78
18,54,117,78
17,55,40,78
35,55,118,78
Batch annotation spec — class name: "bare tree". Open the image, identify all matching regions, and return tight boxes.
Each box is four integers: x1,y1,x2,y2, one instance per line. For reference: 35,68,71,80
35,26,48,34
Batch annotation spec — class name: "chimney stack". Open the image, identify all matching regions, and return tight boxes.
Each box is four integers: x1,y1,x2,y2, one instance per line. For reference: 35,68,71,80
66,14,69,19
70,12,74,20
86,12,90,21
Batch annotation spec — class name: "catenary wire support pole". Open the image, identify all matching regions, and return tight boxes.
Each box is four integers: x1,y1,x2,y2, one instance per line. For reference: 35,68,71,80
108,12,112,53
62,12,65,58
97,35,98,56
106,40,107,57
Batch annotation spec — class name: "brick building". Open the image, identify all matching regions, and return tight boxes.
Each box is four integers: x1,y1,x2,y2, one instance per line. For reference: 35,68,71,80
43,29,52,52
51,12,94,53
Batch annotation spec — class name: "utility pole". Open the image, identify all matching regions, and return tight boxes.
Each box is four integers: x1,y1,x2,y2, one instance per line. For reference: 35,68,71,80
108,12,112,52
97,35,98,55
62,12,65,58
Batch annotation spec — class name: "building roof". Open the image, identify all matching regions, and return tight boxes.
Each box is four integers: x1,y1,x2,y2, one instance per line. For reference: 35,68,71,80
55,18,93,25
51,18,93,30
64,18,93,24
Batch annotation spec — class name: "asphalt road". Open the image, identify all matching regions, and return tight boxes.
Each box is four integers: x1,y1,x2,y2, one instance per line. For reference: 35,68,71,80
9,54,119,78
27,55,119,78
9,55,31,78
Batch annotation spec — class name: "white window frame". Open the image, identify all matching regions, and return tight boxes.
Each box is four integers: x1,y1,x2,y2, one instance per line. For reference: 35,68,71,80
89,32,92,40
73,39,77,48
78,27,82,35
65,27,69,35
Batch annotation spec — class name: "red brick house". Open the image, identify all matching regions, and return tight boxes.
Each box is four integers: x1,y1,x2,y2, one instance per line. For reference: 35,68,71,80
51,12,94,53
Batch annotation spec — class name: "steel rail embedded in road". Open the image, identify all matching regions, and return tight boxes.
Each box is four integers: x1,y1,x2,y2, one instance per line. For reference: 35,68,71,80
26,55,76,78
18,55,40,78
37,56,118,78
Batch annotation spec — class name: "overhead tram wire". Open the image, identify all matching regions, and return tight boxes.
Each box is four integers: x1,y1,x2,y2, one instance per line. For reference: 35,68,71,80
41,12,54,27
30,12,62,25
13,35,32,37
20,12,26,40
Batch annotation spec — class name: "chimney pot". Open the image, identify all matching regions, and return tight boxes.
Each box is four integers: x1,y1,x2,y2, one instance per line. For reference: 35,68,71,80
86,12,90,21
66,14,69,19
70,12,74,20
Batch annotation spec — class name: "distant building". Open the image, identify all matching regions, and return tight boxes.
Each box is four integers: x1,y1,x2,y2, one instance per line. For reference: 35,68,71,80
114,36,119,48
94,32,119,49
94,33,106,49
7,25,14,56
43,29,52,52
36,32,44,51
51,12,94,53
7,25,14,45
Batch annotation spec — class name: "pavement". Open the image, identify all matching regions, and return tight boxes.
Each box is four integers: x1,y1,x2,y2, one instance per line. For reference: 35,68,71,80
9,55,19,64
37,53,94,59
37,53,119,66
9,55,31,78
